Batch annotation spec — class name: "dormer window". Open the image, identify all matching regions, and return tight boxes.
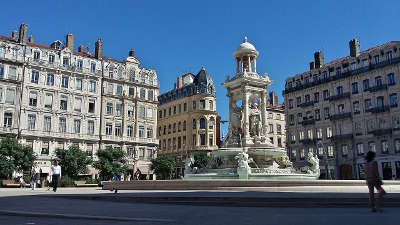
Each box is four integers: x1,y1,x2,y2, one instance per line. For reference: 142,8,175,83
374,55,379,64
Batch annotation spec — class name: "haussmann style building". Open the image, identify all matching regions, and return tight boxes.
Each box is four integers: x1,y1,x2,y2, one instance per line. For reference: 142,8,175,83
0,23,159,180
266,91,286,148
157,68,219,177
284,39,400,180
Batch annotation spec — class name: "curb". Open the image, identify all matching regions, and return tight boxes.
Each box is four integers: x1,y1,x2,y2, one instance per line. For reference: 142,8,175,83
0,210,174,223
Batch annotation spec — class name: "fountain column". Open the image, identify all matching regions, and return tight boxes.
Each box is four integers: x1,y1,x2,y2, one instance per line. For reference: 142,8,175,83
243,90,251,146
260,91,266,135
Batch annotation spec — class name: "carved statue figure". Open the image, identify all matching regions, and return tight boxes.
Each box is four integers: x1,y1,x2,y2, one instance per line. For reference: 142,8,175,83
184,155,194,173
306,152,319,174
235,152,250,171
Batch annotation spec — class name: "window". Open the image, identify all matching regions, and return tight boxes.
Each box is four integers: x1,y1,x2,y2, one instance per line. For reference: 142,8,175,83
341,145,348,157
139,126,145,138
5,89,15,104
106,123,112,135
381,140,389,154
193,119,196,129
46,74,54,86
357,143,364,155
288,99,293,109
147,126,153,138
192,101,196,110
387,51,393,62
59,118,66,133
173,123,176,133
395,139,400,153
199,100,205,109
139,148,145,159
178,104,182,114
107,83,113,94
44,93,53,109
323,90,329,100
115,124,121,137
127,125,133,137
74,119,81,133
368,142,376,152
363,79,369,91
291,150,297,159
28,114,36,131
352,82,358,94
106,103,113,115
29,92,38,107
77,59,83,70
109,69,114,79
117,85,123,96
326,127,332,138
88,120,94,135
374,55,379,64
351,62,356,71
377,96,384,108
129,87,135,96
41,142,49,155
364,99,372,111
353,101,360,114
390,94,398,107
88,100,95,113
184,103,187,112
300,149,305,160
74,98,82,112
200,134,206,145
8,67,16,80
324,107,330,119
314,93,319,103
178,122,181,132
140,88,146,99
173,138,176,149
127,105,134,117
315,109,320,120
296,96,301,106
0,65,3,79
198,118,205,129
31,70,39,83
33,51,40,61
336,86,343,96
168,124,171,134
375,76,382,87
183,120,186,131
90,62,96,73
305,94,310,103
317,128,322,139
139,106,145,118
388,73,395,85
63,57,69,67
209,118,214,129
116,103,122,116
307,129,313,139
61,76,69,88
60,96,68,110
318,147,324,157
209,134,213,146
49,54,55,64
3,112,12,128
43,116,51,132
328,145,334,158
299,131,304,140
209,100,213,110
289,114,295,124
148,90,153,101
75,78,83,90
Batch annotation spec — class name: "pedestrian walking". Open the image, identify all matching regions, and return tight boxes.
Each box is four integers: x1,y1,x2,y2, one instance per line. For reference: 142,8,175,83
50,160,61,192
19,176,25,189
365,151,386,212
112,173,120,193
30,170,37,190
134,168,141,180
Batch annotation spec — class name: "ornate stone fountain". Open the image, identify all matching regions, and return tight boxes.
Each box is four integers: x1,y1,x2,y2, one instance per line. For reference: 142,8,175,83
184,37,319,180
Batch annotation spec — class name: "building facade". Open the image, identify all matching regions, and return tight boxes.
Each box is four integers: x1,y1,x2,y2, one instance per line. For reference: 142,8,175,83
0,24,159,180
284,39,400,180
266,92,286,148
157,68,218,176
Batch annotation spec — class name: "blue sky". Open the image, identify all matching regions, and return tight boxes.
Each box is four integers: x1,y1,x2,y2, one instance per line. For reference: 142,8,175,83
1,0,399,135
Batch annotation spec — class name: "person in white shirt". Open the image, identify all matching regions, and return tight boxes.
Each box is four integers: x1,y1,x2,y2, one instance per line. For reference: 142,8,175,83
50,160,61,192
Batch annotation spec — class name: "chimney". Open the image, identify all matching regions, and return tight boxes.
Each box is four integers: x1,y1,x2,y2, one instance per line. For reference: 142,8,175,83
65,34,74,51
18,23,28,44
349,39,360,57
11,30,18,41
95,38,103,59
309,61,315,70
28,35,34,44
78,45,85,53
176,76,183,89
314,51,324,68
269,91,278,106
129,49,135,57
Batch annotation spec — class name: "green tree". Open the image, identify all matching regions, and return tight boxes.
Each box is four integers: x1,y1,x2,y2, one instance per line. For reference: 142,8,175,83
150,155,175,180
56,145,92,179
93,147,128,181
193,152,210,169
0,136,36,179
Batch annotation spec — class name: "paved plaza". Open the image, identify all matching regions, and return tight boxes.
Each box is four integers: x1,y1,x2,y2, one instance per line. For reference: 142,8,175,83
0,186,400,225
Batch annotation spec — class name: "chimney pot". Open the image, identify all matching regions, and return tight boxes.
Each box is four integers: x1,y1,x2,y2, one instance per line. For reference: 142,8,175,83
309,61,315,70
78,45,84,53
28,35,34,43
66,34,74,52
18,23,28,44
349,39,360,57
11,30,18,41
129,49,135,57
314,51,324,68
95,38,103,59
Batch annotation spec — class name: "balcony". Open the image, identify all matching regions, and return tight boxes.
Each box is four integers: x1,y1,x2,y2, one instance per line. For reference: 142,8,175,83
368,128,392,136
301,118,315,126
366,105,390,114
369,84,388,93
328,92,351,101
329,112,352,121
331,133,353,141
298,101,314,108
299,138,315,145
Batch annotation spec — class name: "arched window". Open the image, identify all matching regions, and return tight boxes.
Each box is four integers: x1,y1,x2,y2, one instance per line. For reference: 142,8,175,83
208,117,214,129
200,118,206,129
192,119,196,129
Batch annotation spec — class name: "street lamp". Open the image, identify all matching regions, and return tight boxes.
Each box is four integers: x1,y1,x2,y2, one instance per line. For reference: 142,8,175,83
317,140,331,180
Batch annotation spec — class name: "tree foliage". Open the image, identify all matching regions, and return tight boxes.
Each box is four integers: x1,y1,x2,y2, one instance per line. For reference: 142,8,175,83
0,136,36,179
193,152,210,169
55,145,92,179
93,147,128,181
150,155,175,180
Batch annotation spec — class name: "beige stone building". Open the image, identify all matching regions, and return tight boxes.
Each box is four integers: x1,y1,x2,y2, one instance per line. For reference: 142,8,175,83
157,68,218,176
0,23,158,180
284,39,400,180
266,92,286,148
